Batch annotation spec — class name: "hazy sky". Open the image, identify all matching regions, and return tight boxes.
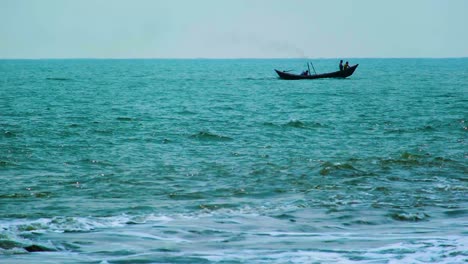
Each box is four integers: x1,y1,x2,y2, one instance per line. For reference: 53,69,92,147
1,0,467,59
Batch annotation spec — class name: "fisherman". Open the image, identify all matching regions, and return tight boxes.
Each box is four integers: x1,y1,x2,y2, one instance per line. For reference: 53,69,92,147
339,60,343,71
301,70,309,76
344,61,349,70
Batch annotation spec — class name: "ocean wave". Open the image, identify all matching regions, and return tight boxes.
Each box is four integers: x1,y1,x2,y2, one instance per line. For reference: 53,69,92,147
45,77,72,81
0,214,174,254
1,130,18,138
177,109,197,115
168,191,206,200
67,123,80,128
389,211,430,222
90,128,114,135
319,161,363,176
240,77,276,81
263,120,326,129
385,125,436,133
1,208,465,263
378,151,464,169
0,215,172,234
77,158,114,167
285,120,326,129
0,227,58,254
116,117,135,121
327,152,459,167
368,237,468,263
285,119,307,128
0,160,16,167
383,119,464,134
189,131,233,141
444,209,468,217
0,192,30,199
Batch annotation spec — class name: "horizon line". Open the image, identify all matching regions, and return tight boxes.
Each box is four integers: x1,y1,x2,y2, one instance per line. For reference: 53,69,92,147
1,56,467,60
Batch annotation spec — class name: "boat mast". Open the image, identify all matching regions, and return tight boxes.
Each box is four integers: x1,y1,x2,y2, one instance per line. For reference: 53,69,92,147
309,62,317,75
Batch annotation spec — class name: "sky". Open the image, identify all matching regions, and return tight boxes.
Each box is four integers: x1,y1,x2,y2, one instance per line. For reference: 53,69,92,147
1,0,467,59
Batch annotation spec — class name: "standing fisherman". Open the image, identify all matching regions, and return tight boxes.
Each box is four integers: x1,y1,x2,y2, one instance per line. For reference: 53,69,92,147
344,61,350,70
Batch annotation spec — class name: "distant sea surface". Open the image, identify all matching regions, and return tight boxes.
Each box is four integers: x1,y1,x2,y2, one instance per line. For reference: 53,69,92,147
1,58,467,263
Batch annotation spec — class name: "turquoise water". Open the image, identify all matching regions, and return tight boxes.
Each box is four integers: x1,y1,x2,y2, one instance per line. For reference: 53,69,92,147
0,58,467,263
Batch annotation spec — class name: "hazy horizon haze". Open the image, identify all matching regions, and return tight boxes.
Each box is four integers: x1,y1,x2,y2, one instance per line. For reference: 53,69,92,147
1,0,467,59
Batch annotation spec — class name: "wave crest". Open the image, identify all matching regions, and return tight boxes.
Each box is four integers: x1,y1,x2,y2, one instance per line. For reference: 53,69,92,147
189,131,233,141
319,161,362,176
389,211,430,222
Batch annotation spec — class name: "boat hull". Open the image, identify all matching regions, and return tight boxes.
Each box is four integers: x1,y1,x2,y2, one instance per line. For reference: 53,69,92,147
275,64,359,80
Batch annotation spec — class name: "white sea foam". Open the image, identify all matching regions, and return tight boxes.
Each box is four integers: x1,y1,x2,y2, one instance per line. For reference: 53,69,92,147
364,237,468,262
0,214,174,234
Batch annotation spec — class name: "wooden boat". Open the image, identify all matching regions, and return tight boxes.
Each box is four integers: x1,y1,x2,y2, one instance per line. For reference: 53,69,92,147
275,64,359,80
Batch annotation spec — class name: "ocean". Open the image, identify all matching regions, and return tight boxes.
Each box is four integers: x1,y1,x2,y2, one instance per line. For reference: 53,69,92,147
0,58,467,263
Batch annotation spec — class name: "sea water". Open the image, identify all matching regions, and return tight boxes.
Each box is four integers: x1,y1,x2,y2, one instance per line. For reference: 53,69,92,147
0,58,467,263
